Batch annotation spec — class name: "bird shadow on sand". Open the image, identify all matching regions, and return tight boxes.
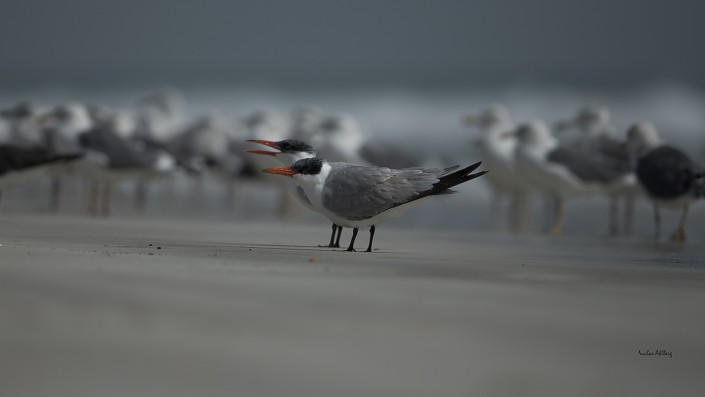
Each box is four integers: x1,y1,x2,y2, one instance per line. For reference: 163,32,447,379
239,243,388,254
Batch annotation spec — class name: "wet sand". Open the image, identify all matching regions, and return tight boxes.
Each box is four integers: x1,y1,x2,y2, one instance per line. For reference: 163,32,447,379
1,213,704,397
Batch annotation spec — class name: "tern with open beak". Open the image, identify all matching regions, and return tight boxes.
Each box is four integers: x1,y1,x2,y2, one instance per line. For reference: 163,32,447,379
247,139,345,247
262,157,488,252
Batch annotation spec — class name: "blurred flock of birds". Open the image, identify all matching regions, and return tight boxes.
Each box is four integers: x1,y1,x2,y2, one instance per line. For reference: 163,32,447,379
1,89,703,242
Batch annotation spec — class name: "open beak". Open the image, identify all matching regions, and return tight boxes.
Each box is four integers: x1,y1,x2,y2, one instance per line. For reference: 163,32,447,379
262,166,297,177
246,139,281,156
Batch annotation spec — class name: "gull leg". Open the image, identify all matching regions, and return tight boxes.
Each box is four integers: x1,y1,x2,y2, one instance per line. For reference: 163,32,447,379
490,192,501,231
366,225,376,252
346,228,359,252
608,194,619,236
135,180,147,212
49,175,61,212
653,204,661,241
88,180,99,215
100,181,112,217
334,225,343,248
542,195,553,234
513,190,533,234
670,204,689,242
550,197,564,236
508,191,518,232
623,193,635,236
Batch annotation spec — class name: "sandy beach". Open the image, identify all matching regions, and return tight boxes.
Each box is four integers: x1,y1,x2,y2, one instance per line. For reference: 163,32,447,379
1,213,704,397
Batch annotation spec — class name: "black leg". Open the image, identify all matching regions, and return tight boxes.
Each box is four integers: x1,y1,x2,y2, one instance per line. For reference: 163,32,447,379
366,225,376,252
320,223,339,248
328,223,337,247
346,228,359,251
334,225,343,248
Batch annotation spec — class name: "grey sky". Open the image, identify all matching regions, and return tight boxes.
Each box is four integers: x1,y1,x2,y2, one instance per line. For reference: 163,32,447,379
1,0,703,88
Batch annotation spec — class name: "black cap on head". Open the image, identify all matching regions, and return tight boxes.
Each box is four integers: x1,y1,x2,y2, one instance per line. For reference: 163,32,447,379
291,157,324,175
275,139,315,154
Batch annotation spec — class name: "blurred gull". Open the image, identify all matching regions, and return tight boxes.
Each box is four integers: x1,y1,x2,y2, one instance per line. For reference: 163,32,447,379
303,109,420,168
624,122,704,241
134,89,185,142
312,115,368,164
40,102,94,210
78,114,176,215
0,101,45,147
464,105,532,232
555,106,637,235
514,120,632,236
168,114,234,175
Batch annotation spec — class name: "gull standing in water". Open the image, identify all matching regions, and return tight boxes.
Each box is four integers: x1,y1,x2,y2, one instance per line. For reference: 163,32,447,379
555,106,636,235
262,158,487,252
623,122,703,241
514,120,633,236
247,139,345,247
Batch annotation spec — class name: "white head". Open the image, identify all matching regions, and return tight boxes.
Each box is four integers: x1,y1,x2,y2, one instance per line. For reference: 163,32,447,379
464,105,513,131
241,110,288,142
624,122,662,159
291,106,323,139
556,105,612,137
44,102,94,140
1,101,41,122
110,111,137,139
514,120,555,148
317,115,366,153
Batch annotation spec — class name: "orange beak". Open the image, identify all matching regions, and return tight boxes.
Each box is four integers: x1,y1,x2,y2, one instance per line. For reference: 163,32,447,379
246,139,281,156
262,166,297,177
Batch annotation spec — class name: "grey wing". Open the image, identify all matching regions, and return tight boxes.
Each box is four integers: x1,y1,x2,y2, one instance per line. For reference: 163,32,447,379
591,136,631,173
547,147,625,183
322,164,442,220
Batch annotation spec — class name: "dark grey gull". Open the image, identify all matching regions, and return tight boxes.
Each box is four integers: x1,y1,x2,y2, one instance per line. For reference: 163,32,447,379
624,122,704,241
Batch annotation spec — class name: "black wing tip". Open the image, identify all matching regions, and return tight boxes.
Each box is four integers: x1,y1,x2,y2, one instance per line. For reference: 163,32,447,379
462,161,483,175
467,170,489,180
443,161,483,178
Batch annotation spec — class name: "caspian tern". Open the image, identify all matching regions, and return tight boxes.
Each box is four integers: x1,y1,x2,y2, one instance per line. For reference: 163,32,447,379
623,122,704,241
246,139,345,248
262,157,487,252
